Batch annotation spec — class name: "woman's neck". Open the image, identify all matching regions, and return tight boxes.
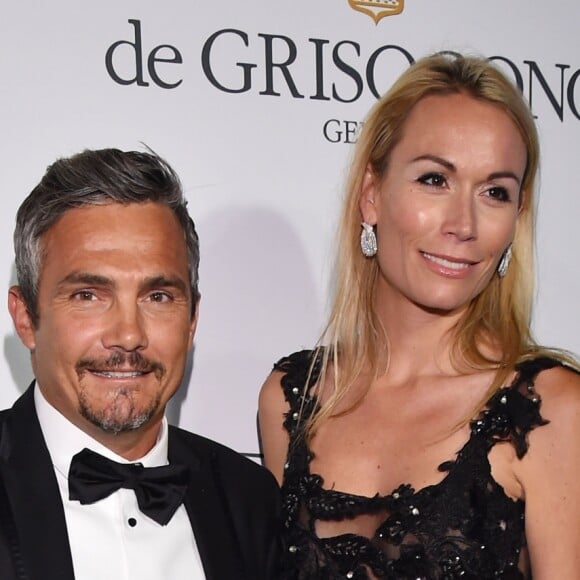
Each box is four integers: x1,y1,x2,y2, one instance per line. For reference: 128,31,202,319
373,289,468,380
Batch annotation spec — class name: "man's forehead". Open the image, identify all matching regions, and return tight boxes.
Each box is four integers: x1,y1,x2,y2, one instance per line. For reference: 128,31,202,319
39,203,189,275
42,202,180,241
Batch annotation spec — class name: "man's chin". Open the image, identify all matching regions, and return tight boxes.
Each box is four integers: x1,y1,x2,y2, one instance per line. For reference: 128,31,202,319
89,413,152,435
79,401,158,435
78,387,163,435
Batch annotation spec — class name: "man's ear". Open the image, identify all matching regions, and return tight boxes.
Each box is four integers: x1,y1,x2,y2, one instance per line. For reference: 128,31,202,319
8,286,36,350
187,297,200,350
359,164,380,226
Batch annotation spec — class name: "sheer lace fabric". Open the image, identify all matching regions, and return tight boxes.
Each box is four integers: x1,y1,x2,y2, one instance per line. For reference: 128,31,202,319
275,350,558,579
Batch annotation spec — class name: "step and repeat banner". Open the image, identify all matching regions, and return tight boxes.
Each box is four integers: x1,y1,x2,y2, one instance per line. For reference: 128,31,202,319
1,1,579,455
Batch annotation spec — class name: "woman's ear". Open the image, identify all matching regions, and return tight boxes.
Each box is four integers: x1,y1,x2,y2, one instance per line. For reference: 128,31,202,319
517,188,527,214
359,164,380,225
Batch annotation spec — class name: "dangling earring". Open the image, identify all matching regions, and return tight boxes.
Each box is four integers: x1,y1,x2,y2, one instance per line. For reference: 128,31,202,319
497,245,512,277
360,222,377,257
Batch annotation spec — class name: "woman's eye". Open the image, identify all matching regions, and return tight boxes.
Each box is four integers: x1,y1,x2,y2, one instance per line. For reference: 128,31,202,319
418,172,446,187
486,186,511,202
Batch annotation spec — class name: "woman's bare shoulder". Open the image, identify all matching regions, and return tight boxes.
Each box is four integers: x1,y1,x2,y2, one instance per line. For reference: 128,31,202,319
533,361,580,418
258,365,293,485
515,361,580,575
259,368,288,415
514,360,580,479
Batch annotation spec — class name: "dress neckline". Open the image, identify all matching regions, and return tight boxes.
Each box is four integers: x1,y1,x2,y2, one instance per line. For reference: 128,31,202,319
295,372,528,506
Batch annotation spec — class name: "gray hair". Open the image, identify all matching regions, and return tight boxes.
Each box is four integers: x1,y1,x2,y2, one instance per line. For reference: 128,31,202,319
14,148,200,326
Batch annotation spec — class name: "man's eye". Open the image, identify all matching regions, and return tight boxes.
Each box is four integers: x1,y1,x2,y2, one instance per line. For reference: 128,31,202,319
149,292,171,303
418,172,446,187
72,290,96,301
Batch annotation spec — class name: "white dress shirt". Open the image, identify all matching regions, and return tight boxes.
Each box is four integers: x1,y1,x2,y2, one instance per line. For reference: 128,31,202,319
35,386,205,580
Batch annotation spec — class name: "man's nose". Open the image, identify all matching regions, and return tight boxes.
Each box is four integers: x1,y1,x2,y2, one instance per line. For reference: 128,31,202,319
101,301,148,352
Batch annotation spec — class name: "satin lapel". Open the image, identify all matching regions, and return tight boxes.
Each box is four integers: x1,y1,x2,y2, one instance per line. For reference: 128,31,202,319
0,386,75,580
168,431,247,580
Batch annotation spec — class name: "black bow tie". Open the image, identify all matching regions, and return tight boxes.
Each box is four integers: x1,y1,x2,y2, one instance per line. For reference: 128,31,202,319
68,448,190,526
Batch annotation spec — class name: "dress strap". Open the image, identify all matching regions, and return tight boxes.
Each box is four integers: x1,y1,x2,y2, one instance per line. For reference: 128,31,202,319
273,349,323,438
472,356,563,458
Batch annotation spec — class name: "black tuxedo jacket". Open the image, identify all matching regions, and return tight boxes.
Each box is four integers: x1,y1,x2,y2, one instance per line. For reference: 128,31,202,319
0,386,281,580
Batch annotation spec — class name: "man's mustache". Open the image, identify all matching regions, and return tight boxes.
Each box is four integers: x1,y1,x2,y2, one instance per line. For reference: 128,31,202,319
75,351,165,379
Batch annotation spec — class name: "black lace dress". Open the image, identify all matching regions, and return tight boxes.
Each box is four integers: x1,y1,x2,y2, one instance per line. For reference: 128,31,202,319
274,350,559,580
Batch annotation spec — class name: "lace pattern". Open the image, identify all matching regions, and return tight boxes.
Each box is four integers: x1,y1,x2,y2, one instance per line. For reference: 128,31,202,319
274,351,558,579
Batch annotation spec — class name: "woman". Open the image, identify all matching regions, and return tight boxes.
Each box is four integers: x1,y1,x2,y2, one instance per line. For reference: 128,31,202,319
259,53,580,579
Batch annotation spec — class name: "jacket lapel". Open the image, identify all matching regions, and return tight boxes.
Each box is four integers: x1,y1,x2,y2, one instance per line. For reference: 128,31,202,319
0,386,75,580
168,431,247,580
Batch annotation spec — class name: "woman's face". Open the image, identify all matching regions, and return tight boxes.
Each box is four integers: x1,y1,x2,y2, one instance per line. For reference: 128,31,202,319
360,92,527,315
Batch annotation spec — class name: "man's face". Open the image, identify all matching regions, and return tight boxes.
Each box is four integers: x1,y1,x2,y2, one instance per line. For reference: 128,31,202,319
10,202,197,444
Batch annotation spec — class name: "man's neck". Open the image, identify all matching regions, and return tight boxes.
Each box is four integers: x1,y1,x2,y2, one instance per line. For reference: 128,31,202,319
35,384,166,463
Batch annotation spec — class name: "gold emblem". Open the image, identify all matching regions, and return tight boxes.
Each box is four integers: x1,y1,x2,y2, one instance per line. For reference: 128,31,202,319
348,0,405,23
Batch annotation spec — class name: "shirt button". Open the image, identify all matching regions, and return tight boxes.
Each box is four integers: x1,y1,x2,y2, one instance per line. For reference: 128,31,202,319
128,517,137,527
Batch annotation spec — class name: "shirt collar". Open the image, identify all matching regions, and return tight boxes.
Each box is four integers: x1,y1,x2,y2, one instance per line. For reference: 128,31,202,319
34,383,169,480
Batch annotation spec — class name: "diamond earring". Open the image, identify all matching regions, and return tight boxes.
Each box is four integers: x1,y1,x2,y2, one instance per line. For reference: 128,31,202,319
497,245,512,277
360,222,377,257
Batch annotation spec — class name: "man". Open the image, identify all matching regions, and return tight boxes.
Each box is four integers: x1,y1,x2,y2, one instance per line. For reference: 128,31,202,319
0,148,280,580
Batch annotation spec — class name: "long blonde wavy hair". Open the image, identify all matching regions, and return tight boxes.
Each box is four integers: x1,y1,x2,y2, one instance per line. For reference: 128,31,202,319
305,52,576,438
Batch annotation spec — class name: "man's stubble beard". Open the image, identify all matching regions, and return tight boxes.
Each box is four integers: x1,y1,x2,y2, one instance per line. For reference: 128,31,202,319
76,351,166,435
78,386,163,434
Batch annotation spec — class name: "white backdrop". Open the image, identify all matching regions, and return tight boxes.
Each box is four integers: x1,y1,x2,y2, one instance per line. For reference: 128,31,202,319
1,1,579,456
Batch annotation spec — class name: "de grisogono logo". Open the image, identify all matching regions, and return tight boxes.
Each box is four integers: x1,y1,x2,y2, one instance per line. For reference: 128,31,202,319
348,0,404,23
104,18,580,137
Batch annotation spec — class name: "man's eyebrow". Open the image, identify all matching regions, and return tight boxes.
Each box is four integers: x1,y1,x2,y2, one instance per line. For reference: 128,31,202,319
411,155,522,185
57,273,113,288
56,273,189,295
141,276,189,295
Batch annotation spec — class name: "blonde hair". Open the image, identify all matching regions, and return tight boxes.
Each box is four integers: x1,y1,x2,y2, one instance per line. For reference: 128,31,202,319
306,52,574,437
